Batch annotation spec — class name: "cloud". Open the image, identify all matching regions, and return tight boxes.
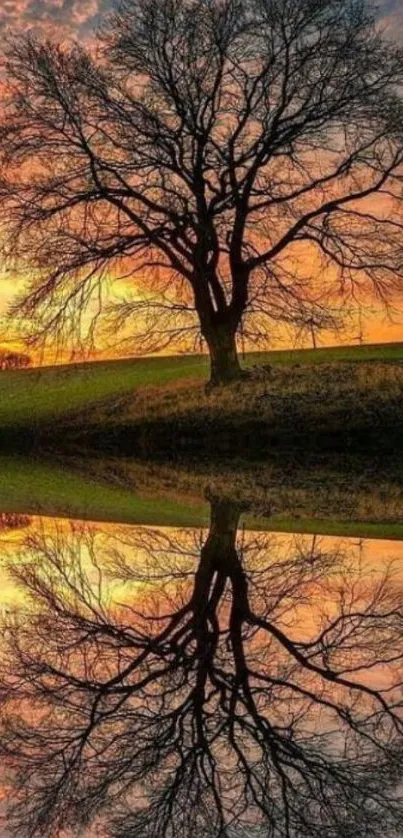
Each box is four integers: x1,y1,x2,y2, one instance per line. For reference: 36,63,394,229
0,0,115,40
0,0,400,45
0,0,400,47
378,0,403,39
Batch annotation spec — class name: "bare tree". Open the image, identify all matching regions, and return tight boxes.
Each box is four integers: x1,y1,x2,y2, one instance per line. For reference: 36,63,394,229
1,507,403,836
290,307,346,350
0,512,30,529
0,350,31,370
1,0,403,382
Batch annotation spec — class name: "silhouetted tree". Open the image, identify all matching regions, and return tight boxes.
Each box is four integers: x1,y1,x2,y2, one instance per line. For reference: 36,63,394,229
1,507,403,836
290,307,346,350
2,0,403,382
0,350,31,370
0,512,30,529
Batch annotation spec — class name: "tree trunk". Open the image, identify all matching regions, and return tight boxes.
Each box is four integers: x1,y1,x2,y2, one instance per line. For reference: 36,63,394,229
205,325,243,386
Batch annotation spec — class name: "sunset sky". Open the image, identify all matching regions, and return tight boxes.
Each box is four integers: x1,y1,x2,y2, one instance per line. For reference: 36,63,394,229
1,0,403,356
0,0,398,38
0,0,112,38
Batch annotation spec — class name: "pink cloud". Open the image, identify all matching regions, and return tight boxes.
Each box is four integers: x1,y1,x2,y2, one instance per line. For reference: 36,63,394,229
0,1,401,46
0,0,114,41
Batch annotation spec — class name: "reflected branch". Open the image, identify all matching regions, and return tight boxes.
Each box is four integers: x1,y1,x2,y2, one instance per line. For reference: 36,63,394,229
0,508,402,836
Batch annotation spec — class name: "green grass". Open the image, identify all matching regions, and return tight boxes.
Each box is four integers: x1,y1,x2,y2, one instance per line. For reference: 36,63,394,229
0,355,208,429
1,341,403,430
249,341,403,366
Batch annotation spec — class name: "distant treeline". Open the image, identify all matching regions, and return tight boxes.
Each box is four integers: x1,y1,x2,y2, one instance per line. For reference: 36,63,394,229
0,512,31,530
0,350,31,370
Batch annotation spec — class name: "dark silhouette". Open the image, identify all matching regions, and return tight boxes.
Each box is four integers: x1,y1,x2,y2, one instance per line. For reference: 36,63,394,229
291,308,345,350
1,505,403,836
2,0,403,382
0,350,31,371
0,512,30,529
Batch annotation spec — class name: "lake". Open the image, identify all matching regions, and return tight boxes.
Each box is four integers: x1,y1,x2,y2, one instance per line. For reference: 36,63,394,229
0,459,402,836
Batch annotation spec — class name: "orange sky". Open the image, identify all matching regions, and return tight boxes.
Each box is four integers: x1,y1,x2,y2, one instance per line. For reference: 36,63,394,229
1,0,403,360
1,513,402,611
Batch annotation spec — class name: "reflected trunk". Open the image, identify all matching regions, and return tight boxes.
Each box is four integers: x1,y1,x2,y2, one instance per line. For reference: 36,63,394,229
192,498,247,643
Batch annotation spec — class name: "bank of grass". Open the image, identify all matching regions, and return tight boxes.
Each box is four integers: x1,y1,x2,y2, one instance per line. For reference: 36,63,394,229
0,354,207,430
72,357,403,455
1,341,403,434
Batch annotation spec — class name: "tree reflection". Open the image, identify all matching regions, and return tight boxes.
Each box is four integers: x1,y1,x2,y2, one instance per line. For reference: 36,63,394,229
1,503,403,837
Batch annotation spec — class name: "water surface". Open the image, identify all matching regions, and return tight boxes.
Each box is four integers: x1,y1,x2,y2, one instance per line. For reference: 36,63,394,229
0,478,402,836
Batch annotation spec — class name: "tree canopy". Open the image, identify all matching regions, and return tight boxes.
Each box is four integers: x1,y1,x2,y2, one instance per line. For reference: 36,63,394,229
2,0,403,381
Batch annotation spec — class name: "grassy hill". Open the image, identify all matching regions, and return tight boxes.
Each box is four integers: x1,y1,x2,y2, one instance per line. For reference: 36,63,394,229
1,341,403,431
0,341,403,458
0,353,207,429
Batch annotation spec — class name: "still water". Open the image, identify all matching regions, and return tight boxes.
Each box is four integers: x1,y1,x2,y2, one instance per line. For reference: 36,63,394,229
0,481,402,837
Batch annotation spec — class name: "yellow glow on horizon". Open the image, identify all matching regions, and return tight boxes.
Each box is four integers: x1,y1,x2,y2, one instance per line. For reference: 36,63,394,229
0,516,402,612
0,256,402,366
